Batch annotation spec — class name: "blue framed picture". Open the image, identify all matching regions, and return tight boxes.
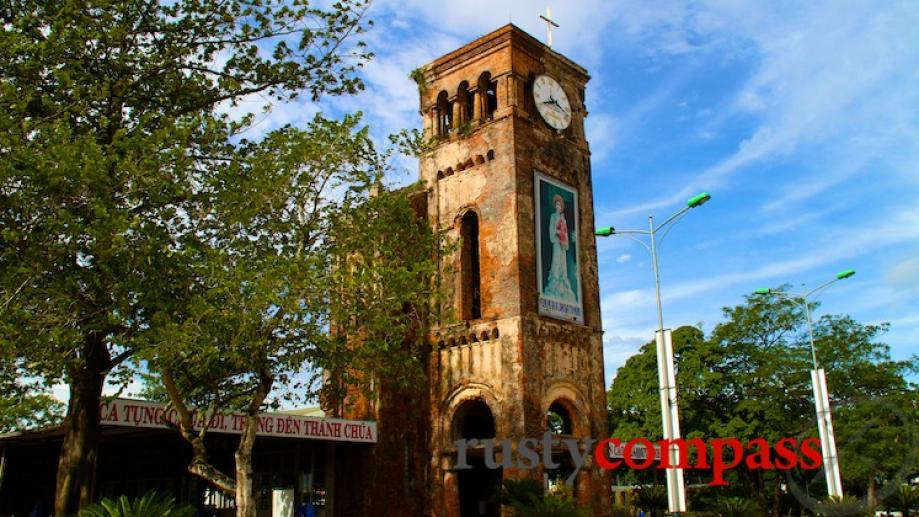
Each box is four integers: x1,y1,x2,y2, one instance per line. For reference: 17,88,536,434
535,171,583,324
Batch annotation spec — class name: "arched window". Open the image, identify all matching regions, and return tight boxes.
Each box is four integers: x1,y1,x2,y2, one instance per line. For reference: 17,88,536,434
547,401,574,435
457,81,472,126
436,90,452,136
478,72,497,120
460,211,482,320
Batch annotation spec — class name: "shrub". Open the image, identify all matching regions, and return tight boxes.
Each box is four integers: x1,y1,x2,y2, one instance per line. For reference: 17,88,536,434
501,478,546,506
512,494,587,517
815,495,871,517
499,478,586,517
79,491,195,517
634,485,668,516
884,485,919,517
712,497,761,517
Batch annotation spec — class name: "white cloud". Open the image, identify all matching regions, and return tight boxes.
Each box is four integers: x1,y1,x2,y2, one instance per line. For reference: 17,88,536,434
675,207,919,299
752,207,836,237
589,69,693,169
599,206,919,341
585,113,617,163
600,288,645,313
52,383,69,404
885,258,919,294
603,335,647,386
616,253,632,264
370,0,629,71
608,1,919,216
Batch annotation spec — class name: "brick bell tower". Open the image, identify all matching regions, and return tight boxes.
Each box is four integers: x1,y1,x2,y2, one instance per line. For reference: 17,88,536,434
417,25,611,517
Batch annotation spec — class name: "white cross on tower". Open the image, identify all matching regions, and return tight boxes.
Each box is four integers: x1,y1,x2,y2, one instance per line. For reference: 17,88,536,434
539,7,559,48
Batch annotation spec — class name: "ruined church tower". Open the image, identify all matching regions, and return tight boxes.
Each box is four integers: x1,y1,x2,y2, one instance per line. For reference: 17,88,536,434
417,25,611,517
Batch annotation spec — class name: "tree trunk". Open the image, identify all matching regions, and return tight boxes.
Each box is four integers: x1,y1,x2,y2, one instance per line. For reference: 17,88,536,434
866,476,877,511
235,374,272,517
188,438,237,495
772,479,782,517
54,333,108,516
161,369,237,496
235,419,258,517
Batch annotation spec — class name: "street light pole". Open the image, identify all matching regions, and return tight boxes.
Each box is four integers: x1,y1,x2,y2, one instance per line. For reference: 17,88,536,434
597,192,711,515
649,215,665,332
754,269,854,499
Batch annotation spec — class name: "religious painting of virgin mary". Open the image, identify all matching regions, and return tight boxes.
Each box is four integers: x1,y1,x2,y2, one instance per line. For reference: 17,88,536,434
535,172,583,323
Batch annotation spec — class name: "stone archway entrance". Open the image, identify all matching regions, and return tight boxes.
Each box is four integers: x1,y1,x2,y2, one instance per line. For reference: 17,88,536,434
453,399,501,517
546,400,578,495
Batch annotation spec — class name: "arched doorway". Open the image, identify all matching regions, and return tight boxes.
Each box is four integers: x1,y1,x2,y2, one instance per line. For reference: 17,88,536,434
453,399,501,517
546,400,578,494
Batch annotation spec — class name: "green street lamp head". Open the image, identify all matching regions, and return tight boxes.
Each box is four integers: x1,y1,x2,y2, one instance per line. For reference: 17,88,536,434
836,269,855,280
596,226,615,237
687,192,711,208
754,288,772,295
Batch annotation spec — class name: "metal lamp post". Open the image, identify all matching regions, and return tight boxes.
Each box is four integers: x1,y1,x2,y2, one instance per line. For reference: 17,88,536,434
754,269,855,499
596,192,711,515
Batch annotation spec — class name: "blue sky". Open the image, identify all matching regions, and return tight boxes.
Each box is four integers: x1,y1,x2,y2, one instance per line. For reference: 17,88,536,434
302,0,919,386
81,1,917,403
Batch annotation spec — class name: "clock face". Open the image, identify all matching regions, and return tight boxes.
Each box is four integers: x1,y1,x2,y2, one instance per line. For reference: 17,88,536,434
533,75,572,131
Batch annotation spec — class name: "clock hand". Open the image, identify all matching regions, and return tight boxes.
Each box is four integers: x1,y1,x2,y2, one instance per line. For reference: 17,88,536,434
544,99,569,115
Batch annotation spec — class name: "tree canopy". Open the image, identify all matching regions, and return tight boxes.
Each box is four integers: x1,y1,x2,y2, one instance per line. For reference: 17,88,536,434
140,116,446,513
607,292,918,515
0,372,63,433
0,0,387,513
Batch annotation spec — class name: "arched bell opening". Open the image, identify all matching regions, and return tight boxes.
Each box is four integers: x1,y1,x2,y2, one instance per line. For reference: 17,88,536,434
436,90,452,136
477,71,497,121
457,80,473,126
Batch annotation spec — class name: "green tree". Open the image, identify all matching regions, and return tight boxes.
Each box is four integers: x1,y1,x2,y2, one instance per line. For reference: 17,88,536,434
607,325,727,485
0,0,371,514
606,292,918,516
705,293,813,507
142,117,445,515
